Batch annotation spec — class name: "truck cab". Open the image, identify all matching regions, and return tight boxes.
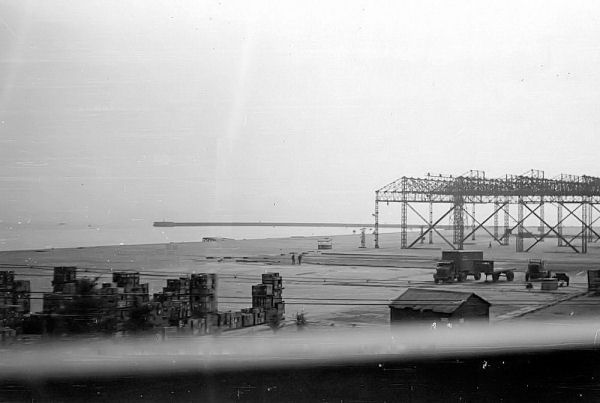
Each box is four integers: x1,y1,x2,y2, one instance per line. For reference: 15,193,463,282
526,259,551,281
433,261,456,283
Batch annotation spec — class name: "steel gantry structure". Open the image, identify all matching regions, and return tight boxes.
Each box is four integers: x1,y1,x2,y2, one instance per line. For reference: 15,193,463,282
373,170,600,253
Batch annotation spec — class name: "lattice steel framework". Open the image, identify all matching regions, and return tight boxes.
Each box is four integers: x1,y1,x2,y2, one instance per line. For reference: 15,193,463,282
373,170,600,253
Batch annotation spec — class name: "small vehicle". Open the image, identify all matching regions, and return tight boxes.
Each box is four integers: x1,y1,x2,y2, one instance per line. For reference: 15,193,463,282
477,260,516,282
553,272,570,286
525,259,551,281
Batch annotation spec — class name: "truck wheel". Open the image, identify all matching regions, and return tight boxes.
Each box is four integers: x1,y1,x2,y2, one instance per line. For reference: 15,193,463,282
506,271,514,281
474,273,481,281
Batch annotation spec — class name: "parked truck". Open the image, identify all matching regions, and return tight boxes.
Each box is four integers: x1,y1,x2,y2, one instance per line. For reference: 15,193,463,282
433,250,515,283
525,259,551,281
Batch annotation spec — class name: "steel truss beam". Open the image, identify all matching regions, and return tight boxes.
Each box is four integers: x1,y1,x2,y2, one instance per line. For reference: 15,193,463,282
406,204,456,249
375,172,600,252
461,202,507,245
526,203,580,252
560,202,600,244
522,203,580,253
593,204,600,243
503,203,541,241
377,175,600,204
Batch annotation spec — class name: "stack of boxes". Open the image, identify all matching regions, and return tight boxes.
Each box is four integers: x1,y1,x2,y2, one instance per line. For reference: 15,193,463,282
240,308,255,327
52,267,77,292
252,272,285,325
98,272,150,325
0,271,30,332
153,277,191,326
98,283,122,318
189,273,218,334
112,272,149,309
0,327,16,344
38,269,285,337
43,266,78,313
42,267,153,333
12,279,30,318
218,311,242,329
240,307,266,326
0,271,15,315
190,273,218,317
152,271,285,334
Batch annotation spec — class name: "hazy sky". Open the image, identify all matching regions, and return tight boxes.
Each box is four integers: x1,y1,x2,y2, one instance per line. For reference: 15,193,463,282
1,0,600,226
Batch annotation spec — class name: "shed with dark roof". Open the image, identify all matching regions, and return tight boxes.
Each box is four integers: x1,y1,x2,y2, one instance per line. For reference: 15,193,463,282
389,288,490,325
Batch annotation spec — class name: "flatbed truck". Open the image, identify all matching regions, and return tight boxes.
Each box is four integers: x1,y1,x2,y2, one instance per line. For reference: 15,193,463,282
433,250,515,283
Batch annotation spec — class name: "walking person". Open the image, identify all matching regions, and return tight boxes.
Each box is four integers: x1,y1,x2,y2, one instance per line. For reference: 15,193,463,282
291,253,296,265
298,253,302,265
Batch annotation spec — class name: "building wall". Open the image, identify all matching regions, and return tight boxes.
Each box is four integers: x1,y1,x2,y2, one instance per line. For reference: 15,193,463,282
390,297,489,325
451,297,489,322
588,270,600,293
390,308,450,324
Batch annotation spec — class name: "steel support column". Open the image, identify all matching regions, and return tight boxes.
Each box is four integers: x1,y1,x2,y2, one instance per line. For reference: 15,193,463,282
593,204,600,242
493,197,499,240
539,197,545,242
591,202,600,242
471,203,476,241
428,199,433,244
503,200,510,246
401,200,407,249
453,196,464,250
557,199,563,247
516,197,524,252
582,198,589,254
374,193,379,249
588,205,596,244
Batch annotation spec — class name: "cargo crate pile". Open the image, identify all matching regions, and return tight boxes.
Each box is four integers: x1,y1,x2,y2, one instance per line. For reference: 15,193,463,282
0,271,30,338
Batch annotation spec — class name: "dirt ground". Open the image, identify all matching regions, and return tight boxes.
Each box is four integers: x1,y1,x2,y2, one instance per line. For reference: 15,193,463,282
1,230,599,330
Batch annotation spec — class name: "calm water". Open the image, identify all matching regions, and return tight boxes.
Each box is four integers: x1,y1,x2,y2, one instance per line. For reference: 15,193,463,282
0,221,581,252
0,220,376,251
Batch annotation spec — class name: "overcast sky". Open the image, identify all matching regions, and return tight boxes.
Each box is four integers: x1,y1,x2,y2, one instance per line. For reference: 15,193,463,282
1,0,600,226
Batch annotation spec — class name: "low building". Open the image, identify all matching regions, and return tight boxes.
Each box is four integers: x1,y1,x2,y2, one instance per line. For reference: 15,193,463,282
389,288,490,326
588,270,600,294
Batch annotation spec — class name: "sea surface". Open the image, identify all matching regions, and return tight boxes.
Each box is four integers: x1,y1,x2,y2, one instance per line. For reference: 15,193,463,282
0,220,580,252
0,220,384,252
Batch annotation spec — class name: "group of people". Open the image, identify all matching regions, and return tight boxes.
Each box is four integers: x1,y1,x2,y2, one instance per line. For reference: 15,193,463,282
291,253,303,265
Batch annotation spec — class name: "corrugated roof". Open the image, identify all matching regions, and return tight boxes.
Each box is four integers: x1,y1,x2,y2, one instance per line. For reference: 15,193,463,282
388,288,490,314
